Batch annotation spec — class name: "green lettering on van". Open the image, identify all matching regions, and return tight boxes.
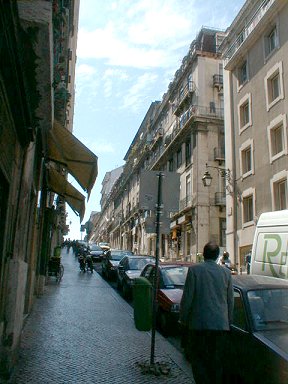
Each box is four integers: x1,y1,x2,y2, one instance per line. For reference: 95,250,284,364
263,234,282,277
279,252,287,278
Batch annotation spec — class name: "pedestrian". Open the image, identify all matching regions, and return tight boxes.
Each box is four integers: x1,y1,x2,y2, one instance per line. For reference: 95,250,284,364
220,250,231,268
245,252,251,274
179,241,234,384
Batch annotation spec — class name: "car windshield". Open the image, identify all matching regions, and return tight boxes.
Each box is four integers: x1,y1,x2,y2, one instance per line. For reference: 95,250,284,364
89,244,102,251
110,251,132,261
248,288,288,331
162,266,189,287
129,258,154,270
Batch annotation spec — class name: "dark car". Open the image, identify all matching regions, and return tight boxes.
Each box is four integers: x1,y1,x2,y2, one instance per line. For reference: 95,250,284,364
101,249,133,280
140,262,193,335
117,255,155,299
87,243,105,262
227,275,288,383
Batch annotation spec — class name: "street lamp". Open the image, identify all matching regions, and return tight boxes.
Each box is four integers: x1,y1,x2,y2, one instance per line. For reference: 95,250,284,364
202,163,232,189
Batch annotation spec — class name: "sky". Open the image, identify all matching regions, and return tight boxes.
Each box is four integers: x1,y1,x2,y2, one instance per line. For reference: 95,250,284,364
65,0,246,240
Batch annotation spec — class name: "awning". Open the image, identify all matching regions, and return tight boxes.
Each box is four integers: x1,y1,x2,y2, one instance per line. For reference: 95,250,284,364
47,167,85,221
47,121,98,198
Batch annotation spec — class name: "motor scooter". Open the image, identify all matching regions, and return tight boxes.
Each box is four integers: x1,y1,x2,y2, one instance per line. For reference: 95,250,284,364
78,255,86,272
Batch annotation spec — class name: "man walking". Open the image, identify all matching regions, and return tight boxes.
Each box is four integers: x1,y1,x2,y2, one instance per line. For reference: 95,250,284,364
180,241,234,384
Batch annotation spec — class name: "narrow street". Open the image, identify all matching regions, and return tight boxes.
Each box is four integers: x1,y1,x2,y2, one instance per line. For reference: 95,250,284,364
5,249,194,384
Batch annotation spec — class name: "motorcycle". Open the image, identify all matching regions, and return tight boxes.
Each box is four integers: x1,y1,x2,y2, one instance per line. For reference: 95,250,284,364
78,255,86,272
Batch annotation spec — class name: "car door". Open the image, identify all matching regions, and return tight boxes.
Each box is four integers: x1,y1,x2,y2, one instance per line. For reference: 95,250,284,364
229,289,274,383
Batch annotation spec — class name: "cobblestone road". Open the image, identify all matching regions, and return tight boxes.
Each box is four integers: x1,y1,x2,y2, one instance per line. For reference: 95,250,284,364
4,250,194,383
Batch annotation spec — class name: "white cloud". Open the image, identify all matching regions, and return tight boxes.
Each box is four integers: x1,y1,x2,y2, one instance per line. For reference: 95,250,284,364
76,63,96,77
78,138,115,155
121,72,158,111
76,0,199,70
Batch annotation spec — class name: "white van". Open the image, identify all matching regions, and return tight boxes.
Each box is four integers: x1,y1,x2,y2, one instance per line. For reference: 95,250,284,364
251,210,288,279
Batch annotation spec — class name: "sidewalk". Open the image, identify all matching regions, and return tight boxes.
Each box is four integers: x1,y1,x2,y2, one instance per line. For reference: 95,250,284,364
4,249,194,384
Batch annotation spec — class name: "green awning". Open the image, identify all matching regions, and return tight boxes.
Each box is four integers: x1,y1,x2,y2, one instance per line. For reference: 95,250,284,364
47,120,98,198
47,167,85,221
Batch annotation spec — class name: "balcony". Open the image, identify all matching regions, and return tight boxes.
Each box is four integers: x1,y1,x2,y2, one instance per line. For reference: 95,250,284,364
178,105,224,129
179,194,196,212
174,81,196,117
150,128,163,149
213,74,223,91
215,192,226,206
150,104,224,170
223,0,275,63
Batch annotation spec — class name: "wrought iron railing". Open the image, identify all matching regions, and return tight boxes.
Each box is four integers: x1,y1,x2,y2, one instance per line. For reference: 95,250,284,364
223,0,275,61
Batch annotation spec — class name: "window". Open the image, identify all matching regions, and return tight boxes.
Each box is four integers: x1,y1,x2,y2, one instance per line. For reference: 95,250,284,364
220,218,226,247
238,93,252,133
275,180,287,210
186,174,191,200
185,139,191,166
177,148,182,168
271,171,288,211
267,114,287,163
233,291,247,330
264,25,278,57
242,188,255,226
240,102,249,126
238,60,248,87
240,139,253,178
271,73,280,100
242,147,252,174
168,157,174,172
265,62,284,110
243,195,253,223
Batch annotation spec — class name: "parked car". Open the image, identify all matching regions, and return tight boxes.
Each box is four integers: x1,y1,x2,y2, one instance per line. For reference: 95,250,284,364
227,275,288,383
98,242,110,252
117,255,155,299
101,249,133,280
140,262,193,335
87,243,105,262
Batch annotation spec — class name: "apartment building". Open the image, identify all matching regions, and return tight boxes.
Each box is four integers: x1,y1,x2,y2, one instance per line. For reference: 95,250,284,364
93,27,227,261
221,0,288,268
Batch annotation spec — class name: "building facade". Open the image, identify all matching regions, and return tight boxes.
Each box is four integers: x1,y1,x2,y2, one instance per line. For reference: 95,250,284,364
0,1,98,378
92,27,227,261
221,0,288,268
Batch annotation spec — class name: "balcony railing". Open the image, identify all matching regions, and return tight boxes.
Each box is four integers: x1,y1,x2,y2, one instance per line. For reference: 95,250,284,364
174,81,195,116
215,192,226,206
178,105,224,128
223,0,275,61
213,74,223,89
179,194,196,212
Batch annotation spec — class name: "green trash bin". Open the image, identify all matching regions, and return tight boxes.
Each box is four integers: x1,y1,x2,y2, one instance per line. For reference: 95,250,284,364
53,246,61,257
133,277,152,331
